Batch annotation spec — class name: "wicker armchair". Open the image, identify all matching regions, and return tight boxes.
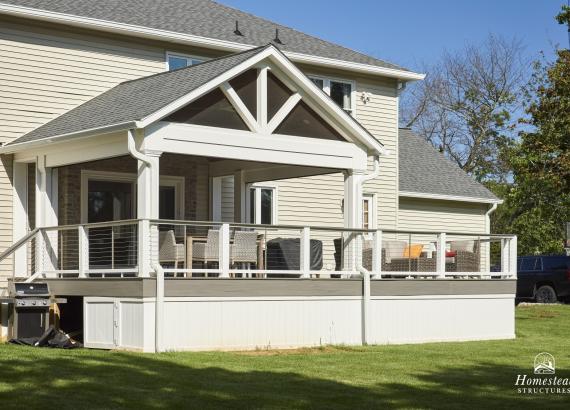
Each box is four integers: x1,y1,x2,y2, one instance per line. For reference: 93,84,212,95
159,230,185,269
389,256,436,272
434,240,481,273
231,231,258,267
362,248,392,272
192,229,219,266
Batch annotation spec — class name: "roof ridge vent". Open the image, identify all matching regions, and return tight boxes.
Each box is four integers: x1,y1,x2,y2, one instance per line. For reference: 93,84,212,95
234,20,243,36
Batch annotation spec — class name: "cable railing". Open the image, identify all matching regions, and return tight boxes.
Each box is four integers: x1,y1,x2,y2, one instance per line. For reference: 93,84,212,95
149,219,518,280
4,219,517,281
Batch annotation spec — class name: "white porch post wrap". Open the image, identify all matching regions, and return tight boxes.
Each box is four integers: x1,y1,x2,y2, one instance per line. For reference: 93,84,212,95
372,230,382,278
436,232,446,278
300,227,311,278
78,225,89,278
12,161,28,277
35,155,58,274
137,153,160,277
509,236,518,278
219,223,230,278
343,170,363,271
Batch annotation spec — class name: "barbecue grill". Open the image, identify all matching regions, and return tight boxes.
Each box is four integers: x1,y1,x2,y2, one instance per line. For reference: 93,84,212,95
1,282,66,340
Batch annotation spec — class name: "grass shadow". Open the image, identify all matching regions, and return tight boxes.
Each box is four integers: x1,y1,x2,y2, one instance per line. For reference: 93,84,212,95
1,345,569,409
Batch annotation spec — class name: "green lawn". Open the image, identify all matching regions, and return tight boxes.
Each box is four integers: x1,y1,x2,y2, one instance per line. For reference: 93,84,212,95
1,304,569,409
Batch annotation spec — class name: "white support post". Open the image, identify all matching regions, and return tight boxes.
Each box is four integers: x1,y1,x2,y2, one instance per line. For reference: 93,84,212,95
12,161,28,277
78,225,88,278
138,220,151,277
257,67,268,132
35,156,47,275
501,238,509,277
361,265,370,345
300,227,310,278
436,232,446,278
343,170,363,272
219,223,230,278
136,153,160,277
372,229,382,279
509,236,518,279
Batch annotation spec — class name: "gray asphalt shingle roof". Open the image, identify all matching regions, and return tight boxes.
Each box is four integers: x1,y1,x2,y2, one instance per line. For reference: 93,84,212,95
1,0,410,72
8,46,266,145
398,128,499,201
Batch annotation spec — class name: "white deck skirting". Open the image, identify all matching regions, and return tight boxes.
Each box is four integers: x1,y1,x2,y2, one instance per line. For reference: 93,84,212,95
83,293,515,352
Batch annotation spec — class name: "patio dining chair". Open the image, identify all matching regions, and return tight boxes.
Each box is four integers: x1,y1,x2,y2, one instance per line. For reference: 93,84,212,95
192,229,219,269
231,231,258,274
159,230,185,269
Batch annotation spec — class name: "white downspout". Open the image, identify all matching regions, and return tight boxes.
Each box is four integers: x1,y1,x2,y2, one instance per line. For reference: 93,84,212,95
485,203,498,231
355,154,382,346
127,130,163,353
152,261,164,353
360,155,381,184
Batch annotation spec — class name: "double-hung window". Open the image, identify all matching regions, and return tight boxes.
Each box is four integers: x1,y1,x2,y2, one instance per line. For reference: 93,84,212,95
248,185,277,225
166,53,205,71
309,76,355,114
362,194,376,231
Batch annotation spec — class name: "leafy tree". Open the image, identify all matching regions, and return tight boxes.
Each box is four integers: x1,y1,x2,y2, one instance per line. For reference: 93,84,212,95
401,35,525,182
493,7,570,255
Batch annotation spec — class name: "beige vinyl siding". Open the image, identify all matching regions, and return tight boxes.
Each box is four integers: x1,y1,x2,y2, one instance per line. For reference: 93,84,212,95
358,77,399,230
220,176,235,223
397,198,490,271
0,19,167,283
273,76,399,229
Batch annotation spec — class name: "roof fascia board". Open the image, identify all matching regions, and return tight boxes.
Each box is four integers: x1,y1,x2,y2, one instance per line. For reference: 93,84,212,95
287,51,424,81
0,121,135,154
0,3,424,81
399,190,503,204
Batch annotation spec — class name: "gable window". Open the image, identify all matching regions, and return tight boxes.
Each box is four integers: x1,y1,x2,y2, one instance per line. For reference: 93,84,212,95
310,77,355,114
166,53,205,71
248,185,277,225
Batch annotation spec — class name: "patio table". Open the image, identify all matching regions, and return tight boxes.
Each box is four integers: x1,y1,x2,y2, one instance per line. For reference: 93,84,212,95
184,234,265,270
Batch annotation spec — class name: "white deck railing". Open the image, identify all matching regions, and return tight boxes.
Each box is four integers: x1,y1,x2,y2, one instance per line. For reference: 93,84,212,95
8,219,517,281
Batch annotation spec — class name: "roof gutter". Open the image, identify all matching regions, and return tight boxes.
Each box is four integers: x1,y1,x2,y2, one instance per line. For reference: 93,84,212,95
399,191,503,205
127,129,151,166
0,121,136,154
0,3,425,81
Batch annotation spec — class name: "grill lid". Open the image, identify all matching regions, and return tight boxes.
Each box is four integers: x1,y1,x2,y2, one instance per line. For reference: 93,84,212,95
13,282,50,296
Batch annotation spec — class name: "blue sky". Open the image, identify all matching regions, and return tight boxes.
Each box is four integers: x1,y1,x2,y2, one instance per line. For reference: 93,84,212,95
221,0,569,72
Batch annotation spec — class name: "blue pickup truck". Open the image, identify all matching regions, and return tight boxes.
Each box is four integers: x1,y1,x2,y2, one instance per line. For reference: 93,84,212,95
516,255,570,303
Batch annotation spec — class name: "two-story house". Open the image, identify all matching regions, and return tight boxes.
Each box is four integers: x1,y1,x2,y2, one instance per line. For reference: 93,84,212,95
0,0,516,351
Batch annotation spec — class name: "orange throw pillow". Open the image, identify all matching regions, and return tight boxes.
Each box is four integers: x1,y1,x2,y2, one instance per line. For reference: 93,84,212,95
403,244,423,258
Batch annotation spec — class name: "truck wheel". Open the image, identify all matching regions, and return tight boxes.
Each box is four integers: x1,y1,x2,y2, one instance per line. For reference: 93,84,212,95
535,285,557,304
